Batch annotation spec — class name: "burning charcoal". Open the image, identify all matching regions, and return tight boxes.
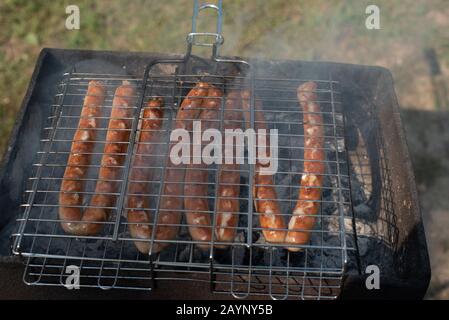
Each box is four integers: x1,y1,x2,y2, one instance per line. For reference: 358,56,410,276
357,237,370,256
354,203,372,218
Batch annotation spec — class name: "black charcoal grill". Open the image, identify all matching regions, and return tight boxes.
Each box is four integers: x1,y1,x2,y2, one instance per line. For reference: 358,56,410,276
0,1,430,299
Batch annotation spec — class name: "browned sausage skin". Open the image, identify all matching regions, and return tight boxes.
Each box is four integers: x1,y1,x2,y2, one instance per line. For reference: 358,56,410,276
59,81,137,236
184,87,222,249
215,90,243,244
285,81,325,251
127,97,164,254
153,82,209,253
80,81,135,235
59,80,106,235
241,90,287,244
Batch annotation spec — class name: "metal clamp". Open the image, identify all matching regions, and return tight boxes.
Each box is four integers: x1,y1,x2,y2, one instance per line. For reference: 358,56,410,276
186,0,224,57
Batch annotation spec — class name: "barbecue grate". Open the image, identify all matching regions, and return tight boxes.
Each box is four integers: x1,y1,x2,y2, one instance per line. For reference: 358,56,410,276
12,65,355,299
11,0,357,300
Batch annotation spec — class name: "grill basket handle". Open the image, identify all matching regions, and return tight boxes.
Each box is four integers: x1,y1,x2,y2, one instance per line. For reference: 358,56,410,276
186,0,224,57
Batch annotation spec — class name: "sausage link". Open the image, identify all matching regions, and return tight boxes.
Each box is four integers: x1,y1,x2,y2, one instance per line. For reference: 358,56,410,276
241,90,287,243
127,97,164,254
184,87,222,249
153,82,209,253
285,81,325,251
59,81,106,234
59,81,135,235
82,81,136,234
215,91,243,244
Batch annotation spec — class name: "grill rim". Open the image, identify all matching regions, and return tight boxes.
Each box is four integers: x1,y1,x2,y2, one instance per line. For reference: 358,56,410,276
12,58,351,299
0,48,430,300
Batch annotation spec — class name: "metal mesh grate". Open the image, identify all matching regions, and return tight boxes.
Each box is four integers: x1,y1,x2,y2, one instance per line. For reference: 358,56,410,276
12,60,355,300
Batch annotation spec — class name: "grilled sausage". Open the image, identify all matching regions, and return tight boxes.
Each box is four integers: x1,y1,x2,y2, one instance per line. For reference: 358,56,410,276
241,90,287,243
82,81,136,234
184,87,222,249
215,91,243,244
153,82,209,253
59,81,135,235
59,80,106,235
285,81,325,251
127,97,164,254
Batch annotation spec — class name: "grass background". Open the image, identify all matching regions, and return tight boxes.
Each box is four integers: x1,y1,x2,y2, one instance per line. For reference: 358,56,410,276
1,0,449,299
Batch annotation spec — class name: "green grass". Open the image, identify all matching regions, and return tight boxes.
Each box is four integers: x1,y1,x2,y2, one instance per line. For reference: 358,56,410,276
0,0,447,147
0,0,447,149
1,0,447,158
0,0,448,156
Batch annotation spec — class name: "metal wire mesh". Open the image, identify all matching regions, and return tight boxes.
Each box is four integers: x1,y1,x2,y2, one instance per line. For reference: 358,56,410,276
12,60,355,300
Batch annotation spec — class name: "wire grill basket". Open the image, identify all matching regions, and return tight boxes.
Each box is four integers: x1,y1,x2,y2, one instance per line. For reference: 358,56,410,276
12,60,355,299
11,0,357,300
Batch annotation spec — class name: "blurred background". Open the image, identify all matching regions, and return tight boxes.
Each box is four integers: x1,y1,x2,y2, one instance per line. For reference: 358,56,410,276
0,0,448,299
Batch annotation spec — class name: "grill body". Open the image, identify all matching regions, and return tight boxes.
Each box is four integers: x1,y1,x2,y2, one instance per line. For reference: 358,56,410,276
0,48,430,299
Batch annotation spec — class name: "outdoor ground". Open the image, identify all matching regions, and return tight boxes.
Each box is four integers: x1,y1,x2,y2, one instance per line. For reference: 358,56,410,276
1,0,448,299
